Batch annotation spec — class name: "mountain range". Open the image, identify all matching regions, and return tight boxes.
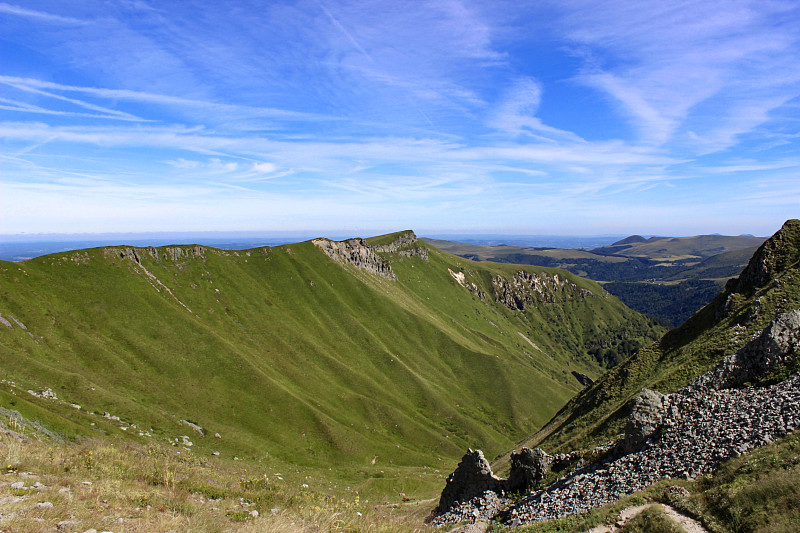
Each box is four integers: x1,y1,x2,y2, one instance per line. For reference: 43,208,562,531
0,230,660,502
1,221,798,532
424,233,766,327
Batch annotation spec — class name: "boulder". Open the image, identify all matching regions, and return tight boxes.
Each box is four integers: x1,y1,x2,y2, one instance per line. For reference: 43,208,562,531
692,309,800,391
624,388,667,454
506,447,551,493
434,449,504,515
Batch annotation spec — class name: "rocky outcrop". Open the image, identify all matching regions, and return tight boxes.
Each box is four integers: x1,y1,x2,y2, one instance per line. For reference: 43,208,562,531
372,231,429,261
164,245,205,261
691,309,800,391
432,308,800,526
571,371,594,387
112,246,152,264
449,268,487,300
109,245,205,263
493,271,593,311
728,219,799,297
312,238,397,280
433,449,505,517
313,232,431,280
506,448,552,493
430,446,557,524
623,388,668,454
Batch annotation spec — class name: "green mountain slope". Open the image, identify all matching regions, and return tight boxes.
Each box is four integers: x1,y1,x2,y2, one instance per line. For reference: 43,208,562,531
0,231,661,497
512,219,800,457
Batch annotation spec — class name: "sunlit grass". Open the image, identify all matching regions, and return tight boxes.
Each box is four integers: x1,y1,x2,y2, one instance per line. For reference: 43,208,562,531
0,429,441,532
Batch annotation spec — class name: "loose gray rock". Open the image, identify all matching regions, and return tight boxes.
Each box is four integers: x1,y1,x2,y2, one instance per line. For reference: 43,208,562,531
57,519,79,530
433,308,800,527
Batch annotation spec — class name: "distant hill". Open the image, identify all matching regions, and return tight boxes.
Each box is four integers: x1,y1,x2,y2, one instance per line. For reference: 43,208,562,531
424,233,766,326
592,234,765,260
0,230,662,500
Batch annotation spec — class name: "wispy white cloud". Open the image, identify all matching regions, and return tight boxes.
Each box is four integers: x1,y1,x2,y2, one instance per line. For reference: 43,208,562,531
489,77,585,141
0,2,87,25
2,0,798,236
0,76,335,125
559,0,800,151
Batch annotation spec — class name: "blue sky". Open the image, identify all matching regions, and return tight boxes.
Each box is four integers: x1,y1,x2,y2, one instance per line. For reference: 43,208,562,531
1,0,799,237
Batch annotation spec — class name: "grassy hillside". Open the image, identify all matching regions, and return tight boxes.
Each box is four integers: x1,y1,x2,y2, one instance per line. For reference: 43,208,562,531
510,219,800,457
0,231,661,501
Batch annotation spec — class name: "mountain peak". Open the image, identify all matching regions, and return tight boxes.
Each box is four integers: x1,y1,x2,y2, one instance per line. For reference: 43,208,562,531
728,219,800,296
611,235,647,246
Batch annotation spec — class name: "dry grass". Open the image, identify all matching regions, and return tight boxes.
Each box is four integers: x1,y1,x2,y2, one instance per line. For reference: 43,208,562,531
0,428,438,533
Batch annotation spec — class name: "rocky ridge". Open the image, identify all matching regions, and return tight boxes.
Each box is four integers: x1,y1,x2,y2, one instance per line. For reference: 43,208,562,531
431,308,800,527
715,219,799,322
728,219,799,297
107,245,206,263
492,271,596,311
313,238,397,280
313,231,429,280
371,231,429,260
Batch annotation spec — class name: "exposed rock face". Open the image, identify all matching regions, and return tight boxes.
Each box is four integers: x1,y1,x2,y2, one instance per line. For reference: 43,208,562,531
728,219,799,297
449,268,487,300
571,371,594,387
164,245,205,261
492,271,593,311
506,447,552,493
434,449,505,516
691,309,800,391
372,231,429,260
312,238,397,280
313,231,430,280
432,307,800,527
110,245,205,263
623,388,668,454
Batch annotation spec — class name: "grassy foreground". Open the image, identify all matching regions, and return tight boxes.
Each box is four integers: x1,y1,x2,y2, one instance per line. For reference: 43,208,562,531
0,419,440,533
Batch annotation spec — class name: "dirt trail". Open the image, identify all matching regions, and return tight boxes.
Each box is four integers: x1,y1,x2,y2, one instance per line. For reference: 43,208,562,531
585,503,708,533
662,504,708,533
